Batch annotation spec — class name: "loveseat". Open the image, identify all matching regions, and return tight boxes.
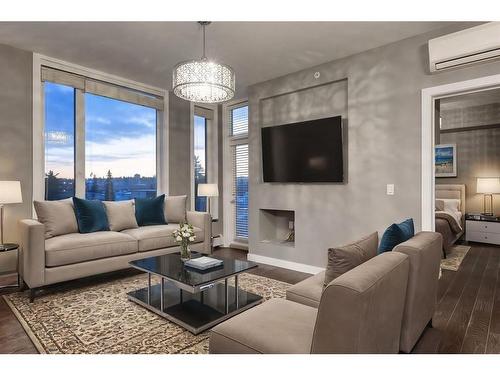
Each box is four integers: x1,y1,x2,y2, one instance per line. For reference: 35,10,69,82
18,195,211,301
209,231,442,354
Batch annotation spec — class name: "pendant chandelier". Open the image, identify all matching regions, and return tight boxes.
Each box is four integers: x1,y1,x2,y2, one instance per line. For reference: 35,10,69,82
173,21,235,103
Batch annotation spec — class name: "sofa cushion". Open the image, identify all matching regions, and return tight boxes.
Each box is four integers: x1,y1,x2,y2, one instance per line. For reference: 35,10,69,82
45,231,138,267
286,271,325,308
73,197,110,233
135,195,167,226
34,198,78,239
103,200,138,231
324,231,378,287
379,218,415,253
209,298,317,354
122,224,204,252
164,195,187,223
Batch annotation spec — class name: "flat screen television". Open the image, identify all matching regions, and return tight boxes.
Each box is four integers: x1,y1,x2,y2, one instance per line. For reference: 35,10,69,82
261,116,343,183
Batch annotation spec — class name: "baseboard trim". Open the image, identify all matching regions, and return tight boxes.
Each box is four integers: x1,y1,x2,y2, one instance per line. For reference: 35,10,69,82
247,253,324,275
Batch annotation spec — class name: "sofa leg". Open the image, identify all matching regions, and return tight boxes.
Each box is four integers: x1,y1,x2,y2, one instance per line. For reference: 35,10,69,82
29,288,36,303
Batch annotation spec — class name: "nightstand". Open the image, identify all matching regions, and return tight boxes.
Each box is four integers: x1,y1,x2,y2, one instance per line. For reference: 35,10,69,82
0,243,20,290
465,215,500,245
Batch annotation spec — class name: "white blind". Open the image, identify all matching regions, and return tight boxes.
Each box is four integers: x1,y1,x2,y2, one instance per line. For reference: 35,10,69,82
233,144,249,239
230,105,249,136
41,66,164,110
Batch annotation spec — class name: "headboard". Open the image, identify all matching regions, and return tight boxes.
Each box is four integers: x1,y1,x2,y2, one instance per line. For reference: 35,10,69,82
435,184,466,222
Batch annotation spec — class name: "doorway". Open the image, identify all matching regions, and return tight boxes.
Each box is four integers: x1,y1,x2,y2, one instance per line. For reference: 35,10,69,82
421,73,500,231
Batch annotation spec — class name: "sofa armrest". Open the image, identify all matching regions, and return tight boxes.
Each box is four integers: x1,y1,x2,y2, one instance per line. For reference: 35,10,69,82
186,211,212,254
18,219,46,288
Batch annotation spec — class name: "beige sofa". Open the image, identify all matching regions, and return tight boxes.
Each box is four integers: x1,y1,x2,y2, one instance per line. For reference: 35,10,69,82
18,196,212,302
209,231,442,354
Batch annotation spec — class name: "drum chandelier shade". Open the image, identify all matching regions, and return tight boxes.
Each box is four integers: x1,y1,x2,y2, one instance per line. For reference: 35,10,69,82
173,22,235,103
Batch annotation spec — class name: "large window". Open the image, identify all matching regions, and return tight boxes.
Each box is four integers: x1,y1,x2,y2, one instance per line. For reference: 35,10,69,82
44,82,76,200
226,103,249,242
234,143,249,239
85,94,157,201
194,115,207,211
41,66,163,201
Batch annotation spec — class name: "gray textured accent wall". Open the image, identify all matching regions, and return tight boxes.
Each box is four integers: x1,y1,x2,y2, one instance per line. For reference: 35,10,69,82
0,44,32,243
248,23,500,268
168,94,191,202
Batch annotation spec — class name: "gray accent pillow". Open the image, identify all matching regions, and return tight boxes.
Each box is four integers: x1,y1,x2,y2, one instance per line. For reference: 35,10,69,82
164,195,187,223
103,200,138,232
323,231,379,288
34,198,79,239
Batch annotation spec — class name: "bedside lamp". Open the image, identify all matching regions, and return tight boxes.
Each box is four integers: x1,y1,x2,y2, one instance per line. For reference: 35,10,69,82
197,183,219,216
476,177,500,216
0,181,23,250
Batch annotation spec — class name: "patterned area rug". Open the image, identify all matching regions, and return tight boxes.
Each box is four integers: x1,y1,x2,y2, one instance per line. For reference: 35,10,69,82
441,245,471,271
3,273,289,354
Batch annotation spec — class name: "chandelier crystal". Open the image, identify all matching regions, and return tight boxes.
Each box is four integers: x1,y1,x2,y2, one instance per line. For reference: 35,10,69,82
173,22,235,103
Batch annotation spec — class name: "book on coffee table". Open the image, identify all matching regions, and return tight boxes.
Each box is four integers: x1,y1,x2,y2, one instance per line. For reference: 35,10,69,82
185,256,223,270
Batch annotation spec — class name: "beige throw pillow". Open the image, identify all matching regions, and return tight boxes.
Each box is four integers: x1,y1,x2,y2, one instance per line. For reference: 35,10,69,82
323,231,379,288
164,195,187,223
435,199,445,211
34,198,79,239
103,200,138,232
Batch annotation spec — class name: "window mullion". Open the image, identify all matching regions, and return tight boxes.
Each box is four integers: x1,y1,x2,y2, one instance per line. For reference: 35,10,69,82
74,89,86,198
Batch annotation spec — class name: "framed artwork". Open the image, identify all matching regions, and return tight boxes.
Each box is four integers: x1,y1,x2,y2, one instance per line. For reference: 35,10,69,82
435,144,457,178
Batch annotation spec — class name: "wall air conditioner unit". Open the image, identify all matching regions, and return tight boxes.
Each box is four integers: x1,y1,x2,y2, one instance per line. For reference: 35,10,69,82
428,22,500,73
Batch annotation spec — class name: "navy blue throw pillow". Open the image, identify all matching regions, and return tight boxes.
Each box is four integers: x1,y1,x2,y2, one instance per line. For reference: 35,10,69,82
72,197,110,233
135,194,167,226
378,218,415,253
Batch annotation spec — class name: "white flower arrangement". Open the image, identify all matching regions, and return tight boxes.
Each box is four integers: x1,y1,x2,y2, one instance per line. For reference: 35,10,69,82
172,222,196,247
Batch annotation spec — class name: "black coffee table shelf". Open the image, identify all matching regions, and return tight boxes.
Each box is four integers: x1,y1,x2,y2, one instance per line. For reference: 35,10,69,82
127,253,262,334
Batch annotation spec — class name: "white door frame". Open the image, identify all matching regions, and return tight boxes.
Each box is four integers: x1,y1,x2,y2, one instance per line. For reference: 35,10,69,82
421,73,500,231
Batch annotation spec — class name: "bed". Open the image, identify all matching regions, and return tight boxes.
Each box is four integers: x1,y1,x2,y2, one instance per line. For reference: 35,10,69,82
435,184,466,256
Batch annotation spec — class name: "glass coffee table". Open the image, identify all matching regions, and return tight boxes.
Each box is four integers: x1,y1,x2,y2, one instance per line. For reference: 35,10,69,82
127,253,262,334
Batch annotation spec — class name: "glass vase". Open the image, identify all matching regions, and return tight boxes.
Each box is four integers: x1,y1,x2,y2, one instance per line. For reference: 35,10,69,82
180,242,191,262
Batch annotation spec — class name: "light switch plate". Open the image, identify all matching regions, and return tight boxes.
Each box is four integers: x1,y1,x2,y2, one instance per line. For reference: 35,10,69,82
386,184,395,195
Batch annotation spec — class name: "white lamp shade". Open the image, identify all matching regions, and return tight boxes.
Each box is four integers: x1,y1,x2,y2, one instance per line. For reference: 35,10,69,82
0,181,22,204
197,183,219,197
476,177,500,194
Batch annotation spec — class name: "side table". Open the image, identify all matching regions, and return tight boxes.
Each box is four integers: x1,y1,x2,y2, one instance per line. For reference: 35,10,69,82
0,243,20,290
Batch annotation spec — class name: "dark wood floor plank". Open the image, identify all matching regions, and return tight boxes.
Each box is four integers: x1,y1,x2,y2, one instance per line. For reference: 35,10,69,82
437,269,456,304
460,249,500,353
0,297,37,353
433,246,481,329
485,246,500,353
486,332,500,354
438,247,490,353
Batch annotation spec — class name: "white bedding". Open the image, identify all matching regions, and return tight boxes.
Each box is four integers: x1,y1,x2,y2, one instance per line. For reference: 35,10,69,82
435,198,462,229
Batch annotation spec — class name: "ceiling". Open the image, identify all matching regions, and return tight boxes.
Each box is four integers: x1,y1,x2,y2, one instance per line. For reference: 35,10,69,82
0,22,463,97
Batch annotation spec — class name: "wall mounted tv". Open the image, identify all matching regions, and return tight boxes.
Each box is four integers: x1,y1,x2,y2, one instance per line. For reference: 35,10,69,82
261,116,343,183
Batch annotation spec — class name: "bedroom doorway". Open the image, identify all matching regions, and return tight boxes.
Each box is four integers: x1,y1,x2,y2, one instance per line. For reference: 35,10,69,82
421,73,500,233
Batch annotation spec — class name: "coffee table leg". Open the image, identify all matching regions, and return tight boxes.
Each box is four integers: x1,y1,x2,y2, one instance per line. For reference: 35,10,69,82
235,275,239,309
225,278,229,314
147,273,151,304
160,277,165,312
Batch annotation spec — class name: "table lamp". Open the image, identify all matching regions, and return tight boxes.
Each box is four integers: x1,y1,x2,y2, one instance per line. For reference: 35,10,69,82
0,181,23,250
476,177,500,216
197,183,219,216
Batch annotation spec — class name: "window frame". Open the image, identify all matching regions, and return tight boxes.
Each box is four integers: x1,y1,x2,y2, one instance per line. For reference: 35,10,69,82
190,103,218,219
222,98,249,248
33,54,169,209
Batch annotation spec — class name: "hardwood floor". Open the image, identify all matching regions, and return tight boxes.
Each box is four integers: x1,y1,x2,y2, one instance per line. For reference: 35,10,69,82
0,244,499,354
